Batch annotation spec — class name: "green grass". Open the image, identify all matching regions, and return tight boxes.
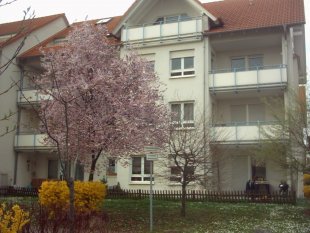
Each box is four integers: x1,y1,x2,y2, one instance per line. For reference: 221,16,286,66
103,198,310,233
1,197,309,232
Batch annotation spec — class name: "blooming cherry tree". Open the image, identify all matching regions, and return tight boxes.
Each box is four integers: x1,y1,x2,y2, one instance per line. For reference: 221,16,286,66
34,23,169,179
32,22,169,230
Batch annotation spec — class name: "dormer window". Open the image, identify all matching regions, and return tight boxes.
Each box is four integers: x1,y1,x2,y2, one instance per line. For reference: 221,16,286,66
154,14,190,25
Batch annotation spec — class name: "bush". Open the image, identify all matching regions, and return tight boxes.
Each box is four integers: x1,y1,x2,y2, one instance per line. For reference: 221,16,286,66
304,185,310,199
39,180,106,213
304,174,310,185
0,203,29,233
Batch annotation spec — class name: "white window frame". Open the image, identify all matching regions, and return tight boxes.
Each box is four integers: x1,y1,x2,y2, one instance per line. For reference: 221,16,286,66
130,156,153,183
170,102,195,128
170,56,195,78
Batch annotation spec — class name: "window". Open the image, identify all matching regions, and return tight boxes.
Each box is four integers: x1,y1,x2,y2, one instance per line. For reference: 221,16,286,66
154,14,190,24
171,57,195,77
231,105,246,124
248,104,265,122
230,104,265,124
231,57,246,71
170,166,194,183
107,158,116,175
231,55,264,71
146,61,155,72
249,56,263,70
171,102,194,127
131,157,153,182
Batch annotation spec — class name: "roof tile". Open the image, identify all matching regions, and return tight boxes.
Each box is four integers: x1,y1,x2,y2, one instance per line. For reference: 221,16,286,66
0,14,67,47
204,0,305,34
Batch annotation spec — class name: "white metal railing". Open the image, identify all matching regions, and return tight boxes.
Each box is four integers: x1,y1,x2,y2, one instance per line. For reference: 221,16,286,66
17,89,50,104
209,65,287,93
14,133,53,150
212,121,282,143
121,16,205,43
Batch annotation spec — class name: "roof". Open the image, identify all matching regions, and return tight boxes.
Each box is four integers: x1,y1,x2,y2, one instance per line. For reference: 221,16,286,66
19,17,122,59
204,0,305,34
0,14,68,48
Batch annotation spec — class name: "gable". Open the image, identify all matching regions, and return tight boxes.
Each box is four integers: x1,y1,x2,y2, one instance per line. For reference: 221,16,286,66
113,0,217,37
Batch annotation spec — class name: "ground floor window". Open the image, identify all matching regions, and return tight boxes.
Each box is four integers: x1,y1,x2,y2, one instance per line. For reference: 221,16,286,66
170,166,195,183
107,158,116,175
131,156,153,182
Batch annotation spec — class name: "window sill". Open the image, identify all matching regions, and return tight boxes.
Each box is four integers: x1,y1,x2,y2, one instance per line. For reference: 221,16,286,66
129,181,155,185
169,75,195,79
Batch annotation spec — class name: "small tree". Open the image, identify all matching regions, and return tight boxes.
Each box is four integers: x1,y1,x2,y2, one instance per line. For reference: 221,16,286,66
162,115,220,217
257,89,308,192
31,23,168,231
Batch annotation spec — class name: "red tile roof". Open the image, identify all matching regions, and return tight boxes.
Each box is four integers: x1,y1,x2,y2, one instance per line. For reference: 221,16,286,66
0,14,68,48
204,0,305,34
19,17,121,59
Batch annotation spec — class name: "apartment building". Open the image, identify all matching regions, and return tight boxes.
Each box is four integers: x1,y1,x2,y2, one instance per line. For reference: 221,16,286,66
0,0,306,197
0,14,69,187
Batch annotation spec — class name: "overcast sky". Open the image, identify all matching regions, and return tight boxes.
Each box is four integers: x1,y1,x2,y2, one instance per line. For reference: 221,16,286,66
0,0,309,75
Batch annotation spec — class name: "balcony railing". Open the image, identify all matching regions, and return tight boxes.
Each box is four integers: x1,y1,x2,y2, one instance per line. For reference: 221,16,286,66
121,16,206,43
212,121,282,144
17,89,50,105
14,133,54,151
209,65,287,93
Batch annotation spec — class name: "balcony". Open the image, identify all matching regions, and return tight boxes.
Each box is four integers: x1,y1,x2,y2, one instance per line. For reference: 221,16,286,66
209,65,287,93
212,121,281,144
14,133,54,151
17,89,50,105
121,16,206,44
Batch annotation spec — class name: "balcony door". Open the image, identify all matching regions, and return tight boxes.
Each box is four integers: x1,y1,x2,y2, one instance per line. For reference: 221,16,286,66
231,104,265,125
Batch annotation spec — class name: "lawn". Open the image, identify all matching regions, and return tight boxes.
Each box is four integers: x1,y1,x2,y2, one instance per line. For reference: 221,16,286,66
1,197,309,232
103,199,310,233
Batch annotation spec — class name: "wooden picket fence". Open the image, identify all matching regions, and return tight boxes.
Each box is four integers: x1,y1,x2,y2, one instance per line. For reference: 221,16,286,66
107,188,296,204
0,186,296,204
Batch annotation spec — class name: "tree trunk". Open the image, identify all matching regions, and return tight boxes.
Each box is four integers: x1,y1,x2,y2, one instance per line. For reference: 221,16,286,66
88,159,96,181
88,150,102,181
67,178,75,233
181,184,186,217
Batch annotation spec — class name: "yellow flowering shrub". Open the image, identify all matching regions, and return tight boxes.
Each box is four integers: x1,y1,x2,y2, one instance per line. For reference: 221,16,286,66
0,203,30,233
304,174,310,185
39,180,106,213
304,185,310,199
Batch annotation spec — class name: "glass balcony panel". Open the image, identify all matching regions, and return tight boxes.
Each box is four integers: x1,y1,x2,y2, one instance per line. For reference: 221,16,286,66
17,90,51,104
14,134,53,151
209,65,287,92
212,122,282,143
121,16,203,43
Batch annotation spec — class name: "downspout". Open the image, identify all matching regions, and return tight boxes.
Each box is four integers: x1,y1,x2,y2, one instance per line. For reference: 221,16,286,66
14,64,24,185
203,22,207,189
